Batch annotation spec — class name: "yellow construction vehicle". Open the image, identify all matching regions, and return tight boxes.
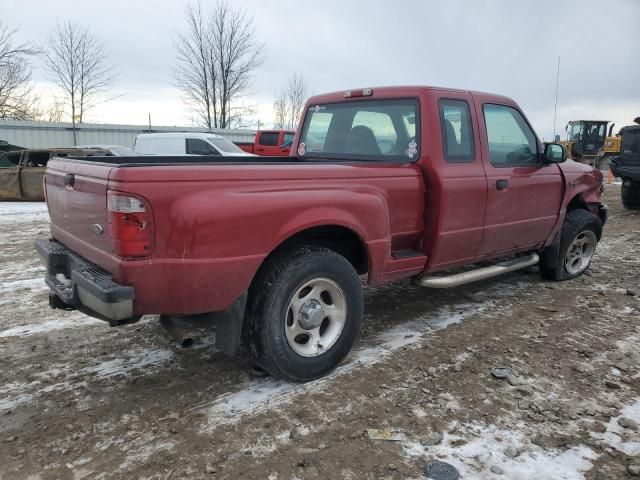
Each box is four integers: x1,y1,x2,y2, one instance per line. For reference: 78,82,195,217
559,120,620,170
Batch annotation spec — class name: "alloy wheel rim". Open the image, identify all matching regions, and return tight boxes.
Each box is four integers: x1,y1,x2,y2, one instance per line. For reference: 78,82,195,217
284,278,347,357
565,230,597,275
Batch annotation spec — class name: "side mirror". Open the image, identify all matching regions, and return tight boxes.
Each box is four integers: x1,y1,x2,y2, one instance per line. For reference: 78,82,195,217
543,143,566,164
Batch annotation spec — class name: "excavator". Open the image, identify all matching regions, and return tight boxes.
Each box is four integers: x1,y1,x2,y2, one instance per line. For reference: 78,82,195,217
559,120,620,170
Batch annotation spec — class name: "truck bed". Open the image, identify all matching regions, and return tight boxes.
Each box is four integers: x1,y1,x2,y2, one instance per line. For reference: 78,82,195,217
42,154,425,317
55,154,300,166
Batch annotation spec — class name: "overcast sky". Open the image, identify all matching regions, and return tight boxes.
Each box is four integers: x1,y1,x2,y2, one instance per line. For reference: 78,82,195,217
2,0,639,140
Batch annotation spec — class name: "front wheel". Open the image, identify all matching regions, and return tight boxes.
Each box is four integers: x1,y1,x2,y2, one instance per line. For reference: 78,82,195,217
244,246,363,382
540,209,602,281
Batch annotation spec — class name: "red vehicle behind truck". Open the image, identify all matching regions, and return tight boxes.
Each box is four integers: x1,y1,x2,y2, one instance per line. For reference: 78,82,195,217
37,86,607,382
235,129,295,155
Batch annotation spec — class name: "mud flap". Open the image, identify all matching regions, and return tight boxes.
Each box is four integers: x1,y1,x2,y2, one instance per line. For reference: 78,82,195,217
541,231,561,270
213,293,247,356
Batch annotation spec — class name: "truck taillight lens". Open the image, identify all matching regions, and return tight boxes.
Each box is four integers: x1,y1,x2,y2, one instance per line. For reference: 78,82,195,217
107,191,153,257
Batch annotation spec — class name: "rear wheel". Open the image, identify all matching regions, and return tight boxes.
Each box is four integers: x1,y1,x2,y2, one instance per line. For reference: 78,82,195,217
621,180,640,209
540,209,602,281
244,246,363,382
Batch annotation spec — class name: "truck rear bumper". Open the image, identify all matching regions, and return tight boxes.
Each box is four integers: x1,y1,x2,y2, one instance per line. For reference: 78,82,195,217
35,239,137,324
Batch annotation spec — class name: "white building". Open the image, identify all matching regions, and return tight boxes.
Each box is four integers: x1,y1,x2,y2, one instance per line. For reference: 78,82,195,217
0,119,256,149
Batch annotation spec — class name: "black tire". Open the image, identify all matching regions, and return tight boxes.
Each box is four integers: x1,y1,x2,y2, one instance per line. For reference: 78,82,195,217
244,246,363,382
540,209,602,281
621,180,640,209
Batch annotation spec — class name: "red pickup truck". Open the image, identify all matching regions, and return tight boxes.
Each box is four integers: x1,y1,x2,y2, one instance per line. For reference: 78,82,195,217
235,130,295,155
36,86,607,382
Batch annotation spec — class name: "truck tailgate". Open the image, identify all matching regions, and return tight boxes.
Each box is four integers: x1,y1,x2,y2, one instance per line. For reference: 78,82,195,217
45,158,114,269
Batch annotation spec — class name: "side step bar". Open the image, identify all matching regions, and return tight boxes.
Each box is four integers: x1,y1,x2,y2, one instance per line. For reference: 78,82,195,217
414,253,539,289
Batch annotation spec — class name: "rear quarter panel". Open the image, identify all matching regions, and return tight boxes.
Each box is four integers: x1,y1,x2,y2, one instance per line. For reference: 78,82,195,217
108,163,423,315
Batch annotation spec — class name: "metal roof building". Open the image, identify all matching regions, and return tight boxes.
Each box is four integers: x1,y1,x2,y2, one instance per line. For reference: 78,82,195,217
0,119,256,149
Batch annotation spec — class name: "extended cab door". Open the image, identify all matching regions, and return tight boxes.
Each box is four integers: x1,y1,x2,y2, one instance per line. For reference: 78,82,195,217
421,93,488,271
474,98,563,256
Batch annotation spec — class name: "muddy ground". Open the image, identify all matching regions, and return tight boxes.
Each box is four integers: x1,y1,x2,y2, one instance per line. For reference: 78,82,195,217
0,186,639,480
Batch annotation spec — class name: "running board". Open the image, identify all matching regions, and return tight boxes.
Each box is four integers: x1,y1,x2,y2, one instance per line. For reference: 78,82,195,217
414,253,539,289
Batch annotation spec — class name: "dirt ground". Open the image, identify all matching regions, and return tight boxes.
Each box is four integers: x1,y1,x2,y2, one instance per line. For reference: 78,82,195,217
0,185,639,480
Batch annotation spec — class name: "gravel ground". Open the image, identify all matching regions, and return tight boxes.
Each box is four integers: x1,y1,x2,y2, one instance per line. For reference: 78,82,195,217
0,185,638,480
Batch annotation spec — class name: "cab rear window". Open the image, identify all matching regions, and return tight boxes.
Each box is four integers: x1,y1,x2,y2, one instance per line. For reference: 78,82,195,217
299,99,419,162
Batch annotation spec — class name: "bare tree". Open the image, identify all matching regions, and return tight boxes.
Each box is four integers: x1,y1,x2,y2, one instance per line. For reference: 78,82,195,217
0,21,41,120
45,97,66,122
285,73,307,130
273,73,308,130
273,88,288,129
174,1,264,130
174,2,217,130
44,20,118,143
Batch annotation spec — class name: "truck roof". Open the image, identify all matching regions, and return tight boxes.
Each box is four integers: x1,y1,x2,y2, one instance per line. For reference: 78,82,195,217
136,132,225,139
305,85,515,105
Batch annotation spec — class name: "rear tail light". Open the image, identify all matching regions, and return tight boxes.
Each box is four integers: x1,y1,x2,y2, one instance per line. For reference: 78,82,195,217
107,191,153,257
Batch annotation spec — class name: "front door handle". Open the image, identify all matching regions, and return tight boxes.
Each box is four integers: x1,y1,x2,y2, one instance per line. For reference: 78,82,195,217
496,179,508,191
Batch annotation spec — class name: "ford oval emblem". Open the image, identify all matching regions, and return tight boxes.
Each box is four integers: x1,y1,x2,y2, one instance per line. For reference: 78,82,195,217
92,224,104,235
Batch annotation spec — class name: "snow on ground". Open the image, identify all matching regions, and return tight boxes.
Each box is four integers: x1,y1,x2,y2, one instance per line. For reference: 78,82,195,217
88,349,174,378
200,295,515,429
0,201,48,224
0,315,104,338
592,398,640,457
404,421,598,480
0,345,176,412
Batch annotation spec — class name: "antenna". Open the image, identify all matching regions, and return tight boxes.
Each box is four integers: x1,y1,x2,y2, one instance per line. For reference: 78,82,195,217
553,56,560,139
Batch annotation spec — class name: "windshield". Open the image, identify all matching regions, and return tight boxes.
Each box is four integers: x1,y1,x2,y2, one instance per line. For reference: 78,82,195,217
299,99,420,162
569,122,584,141
207,137,244,153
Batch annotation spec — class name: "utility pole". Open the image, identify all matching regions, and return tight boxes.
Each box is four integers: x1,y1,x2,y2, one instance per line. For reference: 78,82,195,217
148,113,152,133
553,56,560,140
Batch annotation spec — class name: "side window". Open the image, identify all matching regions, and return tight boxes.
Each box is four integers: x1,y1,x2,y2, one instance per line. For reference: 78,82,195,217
439,99,475,163
283,132,295,144
186,138,219,155
351,111,397,154
483,104,538,167
258,132,279,146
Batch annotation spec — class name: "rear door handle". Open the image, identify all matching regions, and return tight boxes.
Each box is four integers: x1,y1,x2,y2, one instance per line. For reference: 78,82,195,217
496,179,508,191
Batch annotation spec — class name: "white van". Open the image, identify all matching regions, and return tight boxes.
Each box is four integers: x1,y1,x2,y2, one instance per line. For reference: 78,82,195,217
133,132,253,156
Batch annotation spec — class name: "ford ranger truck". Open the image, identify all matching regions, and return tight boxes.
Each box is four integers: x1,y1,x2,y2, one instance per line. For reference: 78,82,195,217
36,86,607,382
